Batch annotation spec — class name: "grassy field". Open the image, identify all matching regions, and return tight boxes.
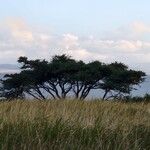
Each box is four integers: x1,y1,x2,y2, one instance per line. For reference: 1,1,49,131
0,100,150,150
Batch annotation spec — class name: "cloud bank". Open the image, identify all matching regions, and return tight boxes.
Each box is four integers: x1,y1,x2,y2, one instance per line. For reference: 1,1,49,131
0,19,150,73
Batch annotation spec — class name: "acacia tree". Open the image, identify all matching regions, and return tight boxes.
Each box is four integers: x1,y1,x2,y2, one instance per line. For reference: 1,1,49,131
2,57,54,100
2,55,109,100
72,61,110,100
100,62,146,100
1,55,146,100
47,54,79,99
17,57,50,100
12,54,82,99
1,73,26,100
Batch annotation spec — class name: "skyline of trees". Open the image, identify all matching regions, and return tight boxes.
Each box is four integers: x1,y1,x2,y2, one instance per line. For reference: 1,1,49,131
0,54,146,100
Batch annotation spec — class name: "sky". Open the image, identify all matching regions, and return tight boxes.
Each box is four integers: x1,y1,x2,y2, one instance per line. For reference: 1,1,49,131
0,0,150,73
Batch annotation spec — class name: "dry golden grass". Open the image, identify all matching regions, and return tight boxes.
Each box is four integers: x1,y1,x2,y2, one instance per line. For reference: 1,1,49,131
0,100,150,149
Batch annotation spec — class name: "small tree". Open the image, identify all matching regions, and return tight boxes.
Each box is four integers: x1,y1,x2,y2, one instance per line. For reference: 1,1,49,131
17,57,50,100
72,61,110,100
100,62,146,100
2,73,25,100
16,54,82,99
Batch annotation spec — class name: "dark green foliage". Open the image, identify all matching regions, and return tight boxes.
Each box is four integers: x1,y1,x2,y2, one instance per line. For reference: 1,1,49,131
0,54,146,101
72,61,110,99
100,62,146,100
1,73,26,99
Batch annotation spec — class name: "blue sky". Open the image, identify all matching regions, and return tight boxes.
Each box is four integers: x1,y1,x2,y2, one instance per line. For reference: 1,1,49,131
0,0,150,73
0,0,149,34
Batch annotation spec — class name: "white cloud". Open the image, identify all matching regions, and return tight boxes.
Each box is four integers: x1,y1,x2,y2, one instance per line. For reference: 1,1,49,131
4,18,34,42
0,19,150,73
12,30,33,42
131,21,150,34
103,21,150,41
61,33,79,49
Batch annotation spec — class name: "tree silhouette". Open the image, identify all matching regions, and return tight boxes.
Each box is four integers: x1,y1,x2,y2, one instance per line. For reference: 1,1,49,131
0,54,146,100
100,62,146,100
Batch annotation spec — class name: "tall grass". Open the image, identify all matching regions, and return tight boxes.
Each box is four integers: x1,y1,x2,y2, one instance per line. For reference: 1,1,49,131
0,100,150,150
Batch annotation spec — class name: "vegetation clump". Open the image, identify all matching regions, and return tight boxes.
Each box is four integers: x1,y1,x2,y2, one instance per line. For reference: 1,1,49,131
0,100,149,149
0,54,146,101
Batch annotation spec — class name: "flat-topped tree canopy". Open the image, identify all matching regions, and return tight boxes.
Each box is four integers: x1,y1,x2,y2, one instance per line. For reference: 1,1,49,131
0,54,146,100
